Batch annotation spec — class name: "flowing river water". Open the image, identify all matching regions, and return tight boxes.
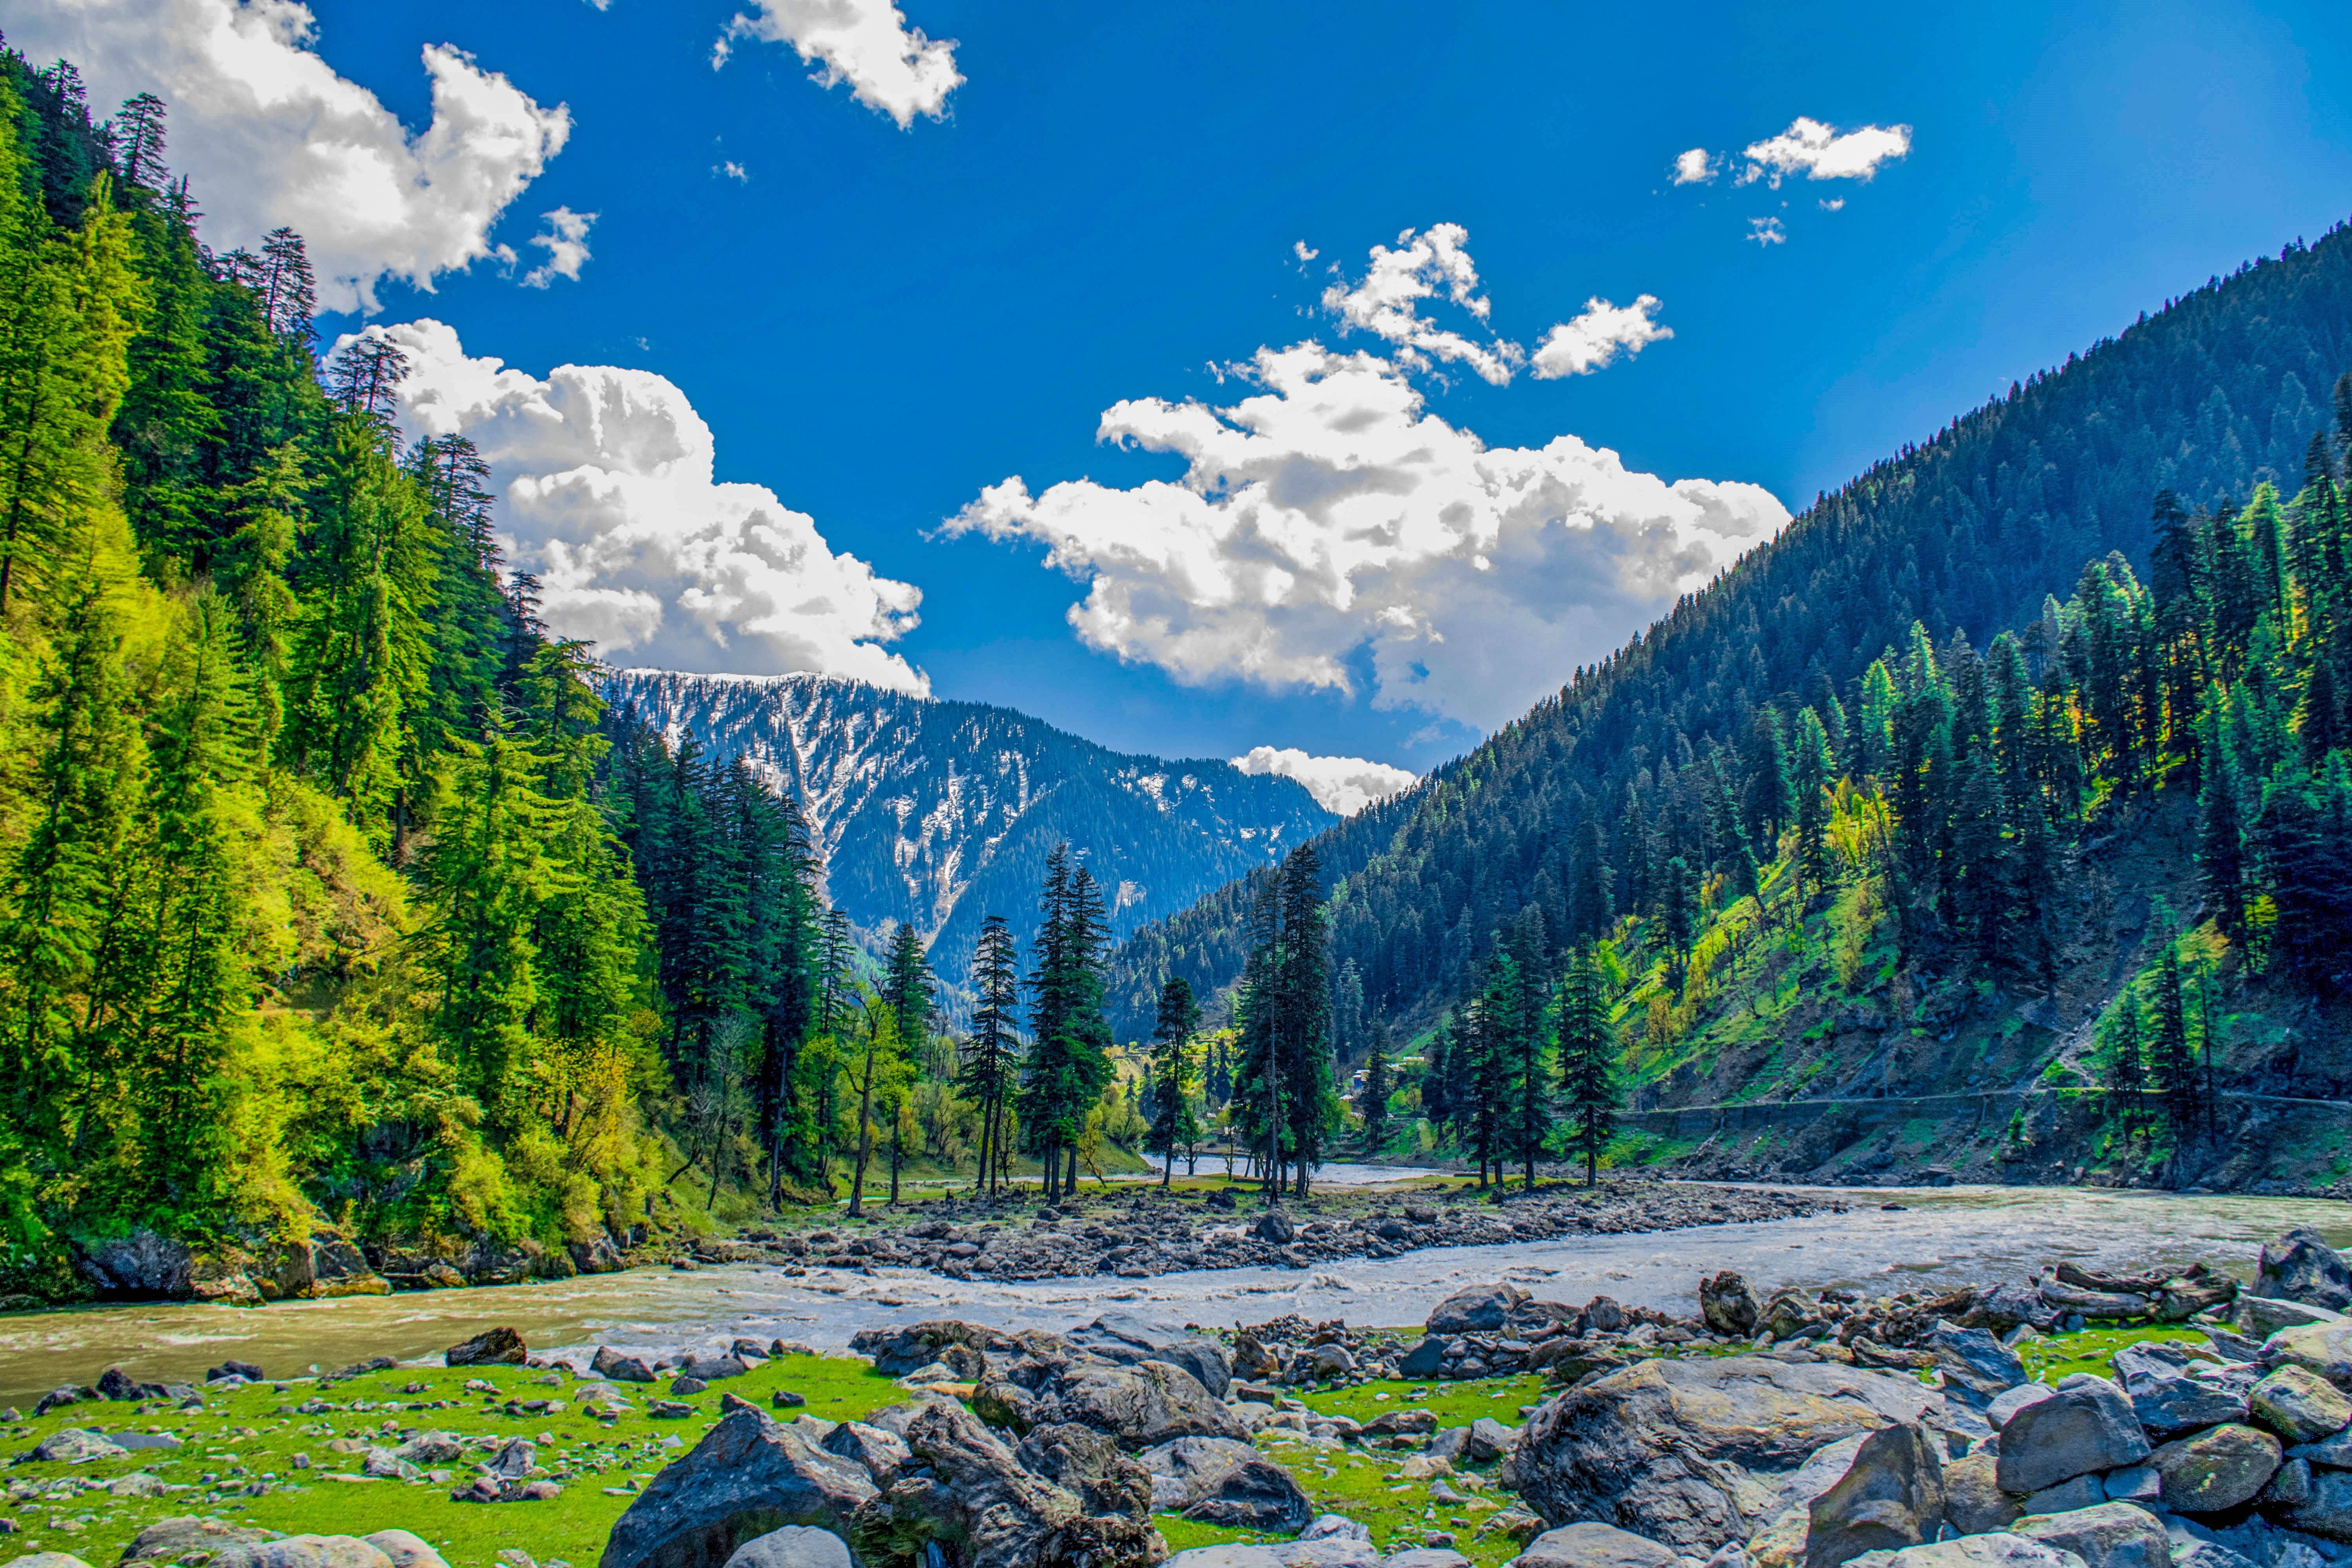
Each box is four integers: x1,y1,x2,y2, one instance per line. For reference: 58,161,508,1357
2,1184,2344,1405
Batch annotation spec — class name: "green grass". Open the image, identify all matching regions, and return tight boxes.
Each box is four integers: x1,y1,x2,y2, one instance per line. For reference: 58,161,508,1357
2018,1325,2212,1385
0,1352,905,1568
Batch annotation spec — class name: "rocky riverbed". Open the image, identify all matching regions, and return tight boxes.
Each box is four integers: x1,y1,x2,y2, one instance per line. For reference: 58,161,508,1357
10,1218,2352,1568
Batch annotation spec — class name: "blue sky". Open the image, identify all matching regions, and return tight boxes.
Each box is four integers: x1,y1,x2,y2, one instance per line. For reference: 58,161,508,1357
20,0,2352,786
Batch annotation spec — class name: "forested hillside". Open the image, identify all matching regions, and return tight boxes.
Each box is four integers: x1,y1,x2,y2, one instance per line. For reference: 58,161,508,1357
1109,220,2352,1044
606,668,1329,995
0,52,981,1298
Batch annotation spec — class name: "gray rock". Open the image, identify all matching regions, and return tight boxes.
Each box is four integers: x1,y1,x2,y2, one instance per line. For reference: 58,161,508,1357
2010,1504,2172,1568
74,1229,193,1297
1944,1453,2025,1535
445,1328,527,1367
1399,1338,1448,1380
2287,1431,2352,1468
716,1527,850,1568
2239,1301,2349,1341
1841,1535,2089,1568
850,1403,1158,1568
1989,1386,2059,1431
362,1446,422,1481
1139,1435,1311,1530
1925,1326,2027,1408
2114,1345,2254,1436
1379,1553,1471,1568
2102,1468,2160,1503
601,1407,878,1568
2149,1424,2281,1514
2255,1231,2352,1314
1069,1314,1234,1400
123,1518,286,1561
686,1357,751,1383
1510,1523,1682,1568
818,1420,910,1485
25,1428,126,1464
362,1534,447,1568
4,1555,95,1568
1806,1422,1946,1568
1254,1210,1297,1245
393,1432,465,1467
1514,1353,1948,1552
1996,1377,2152,1495
209,1538,396,1568
2264,1325,2352,1392
2165,1544,2259,1568
1034,1357,1248,1449
846,1321,1013,1379
2263,1457,2314,1507
1164,1551,1283,1568
1468,1417,1521,1463
1429,1283,1531,1335
1703,1273,1763,1338
2275,1468,2352,1542
2022,1479,2107,1516
2249,1368,2352,1446
595,1347,658,1383
1267,1539,1383,1567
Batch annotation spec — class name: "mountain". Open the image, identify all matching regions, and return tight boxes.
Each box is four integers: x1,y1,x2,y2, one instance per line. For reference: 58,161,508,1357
1103,220,2352,1190
602,670,1334,991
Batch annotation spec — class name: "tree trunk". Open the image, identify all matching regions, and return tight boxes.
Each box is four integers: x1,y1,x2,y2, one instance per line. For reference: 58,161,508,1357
848,1034,878,1216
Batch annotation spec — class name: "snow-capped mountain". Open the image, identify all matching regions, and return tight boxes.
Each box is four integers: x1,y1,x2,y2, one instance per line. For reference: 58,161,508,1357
603,670,1334,995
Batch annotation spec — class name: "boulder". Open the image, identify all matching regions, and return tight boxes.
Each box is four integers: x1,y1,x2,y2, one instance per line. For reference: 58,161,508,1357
209,1538,396,1568
1987,1387,2057,1432
2247,1367,2352,1445
849,1402,1158,1568
600,1407,878,1568
1964,1285,2058,1338
1922,1325,2026,1408
1513,1353,1948,1552
1163,1552,1282,1568
1943,1453,2025,1535
26,1427,127,1463
2111,1344,2252,1436
1034,1359,1248,1449
1253,1210,1296,1245
211,1360,266,1383
1805,1423,1946,1568
1067,1314,1234,1399
2007,1504,2171,1568
1839,1537,2089,1568
1702,1273,1762,1338
73,1229,192,1298
717,1528,850,1568
1509,1523,1681,1568
362,1533,449,1568
2276,1468,2352,1542
595,1347,659,1384
847,1321,1014,1378
2254,1230,2352,1313
5,1557,95,1568
1995,1377,2151,1495
819,1422,911,1486
2149,1424,2279,1513
445,1328,528,1367
2100,1468,2158,1504
1138,1435,1310,1530
123,1519,286,1561
2235,1299,2347,1339
1429,1283,1531,1335
2019,1479,2104,1517
2263,1457,2312,1507
2262,1323,2352,1391
271,1232,390,1299
1466,1417,1520,1462
1399,1339,1447,1380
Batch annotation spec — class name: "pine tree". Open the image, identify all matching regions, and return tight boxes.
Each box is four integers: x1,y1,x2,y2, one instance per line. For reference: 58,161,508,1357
1555,943,1618,1186
112,93,167,189
960,913,1020,1197
1791,706,1835,898
1358,1023,1394,1158
1147,976,1200,1187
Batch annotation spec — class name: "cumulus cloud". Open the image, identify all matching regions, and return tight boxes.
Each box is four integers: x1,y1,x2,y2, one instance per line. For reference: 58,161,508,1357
1321,223,1523,386
1531,295,1672,379
714,0,962,128
520,207,594,288
1232,747,1418,817
1293,240,1319,264
371,318,927,691
1739,116,1911,185
945,341,1788,731
1747,217,1787,246
1671,147,1715,185
5,0,570,315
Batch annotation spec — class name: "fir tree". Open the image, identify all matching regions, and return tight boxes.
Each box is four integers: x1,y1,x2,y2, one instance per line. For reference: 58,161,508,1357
1555,943,1618,1186
1146,975,1199,1187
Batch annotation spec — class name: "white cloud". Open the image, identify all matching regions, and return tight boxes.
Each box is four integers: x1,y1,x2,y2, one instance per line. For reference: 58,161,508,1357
714,0,961,128
1293,240,1319,264
1739,116,1911,186
371,318,927,692
4,0,570,315
1232,746,1417,817
1671,147,1715,185
1747,217,1787,246
1321,223,1524,387
1530,295,1672,379
945,341,1788,731
1819,197,1846,211
520,206,594,288
717,160,751,181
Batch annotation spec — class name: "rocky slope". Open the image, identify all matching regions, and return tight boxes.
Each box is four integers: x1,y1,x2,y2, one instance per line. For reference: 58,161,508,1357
604,669,1333,989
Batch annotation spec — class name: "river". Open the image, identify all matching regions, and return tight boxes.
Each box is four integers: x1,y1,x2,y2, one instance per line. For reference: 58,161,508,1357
2,1185,2343,1405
